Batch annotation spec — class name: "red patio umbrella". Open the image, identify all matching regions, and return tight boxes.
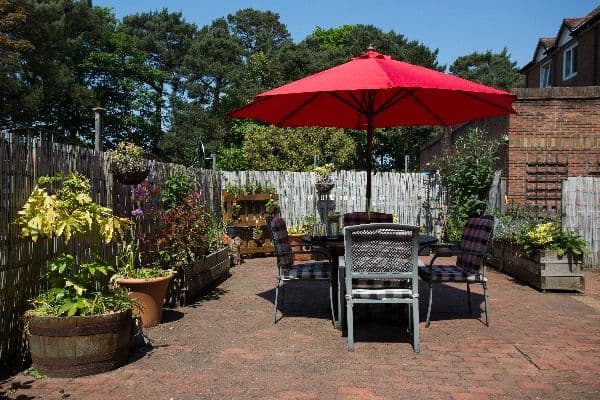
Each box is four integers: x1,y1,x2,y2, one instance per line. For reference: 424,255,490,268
230,48,516,210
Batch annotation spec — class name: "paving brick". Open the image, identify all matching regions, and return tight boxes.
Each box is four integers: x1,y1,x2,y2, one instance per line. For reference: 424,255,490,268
1,259,599,400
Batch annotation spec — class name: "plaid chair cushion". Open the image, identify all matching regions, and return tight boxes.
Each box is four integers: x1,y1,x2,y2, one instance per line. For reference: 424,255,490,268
351,288,415,299
456,216,494,274
418,265,486,282
281,262,330,280
268,217,294,269
343,212,393,227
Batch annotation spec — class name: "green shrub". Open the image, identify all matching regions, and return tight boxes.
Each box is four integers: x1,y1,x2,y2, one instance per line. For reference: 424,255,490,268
161,172,196,210
431,128,501,241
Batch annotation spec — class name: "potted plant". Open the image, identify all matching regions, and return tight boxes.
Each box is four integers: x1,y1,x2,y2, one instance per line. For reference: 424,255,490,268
492,208,589,291
108,142,150,185
313,163,335,193
252,226,263,241
288,221,312,262
154,190,229,306
265,197,279,215
14,172,134,377
113,181,175,328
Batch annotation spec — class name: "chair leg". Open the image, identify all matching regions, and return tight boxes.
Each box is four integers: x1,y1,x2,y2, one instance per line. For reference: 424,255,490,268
412,300,420,353
273,278,280,324
426,281,433,328
281,281,286,308
329,284,336,325
483,281,490,326
347,301,354,352
467,281,472,313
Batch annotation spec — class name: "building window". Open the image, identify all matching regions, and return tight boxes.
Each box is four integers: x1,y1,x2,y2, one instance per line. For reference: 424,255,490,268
540,62,551,88
563,43,578,80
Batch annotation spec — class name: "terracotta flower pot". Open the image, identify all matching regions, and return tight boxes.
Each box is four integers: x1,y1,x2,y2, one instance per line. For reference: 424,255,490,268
116,274,174,327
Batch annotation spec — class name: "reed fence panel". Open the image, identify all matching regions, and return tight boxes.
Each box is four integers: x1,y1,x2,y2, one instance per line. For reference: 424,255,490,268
0,133,220,374
222,170,444,229
562,177,600,267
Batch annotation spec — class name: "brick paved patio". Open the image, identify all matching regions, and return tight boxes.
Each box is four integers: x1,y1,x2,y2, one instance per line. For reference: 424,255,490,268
2,257,600,400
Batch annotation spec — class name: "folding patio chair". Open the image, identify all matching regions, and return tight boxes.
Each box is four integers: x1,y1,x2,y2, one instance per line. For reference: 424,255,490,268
267,217,335,324
340,223,421,352
418,215,494,327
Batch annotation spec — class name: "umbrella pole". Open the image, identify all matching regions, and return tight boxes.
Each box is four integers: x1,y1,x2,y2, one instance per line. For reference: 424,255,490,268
365,119,374,214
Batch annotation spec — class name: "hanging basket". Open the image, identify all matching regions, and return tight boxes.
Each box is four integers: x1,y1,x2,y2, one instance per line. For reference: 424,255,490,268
111,168,150,185
315,181,334,193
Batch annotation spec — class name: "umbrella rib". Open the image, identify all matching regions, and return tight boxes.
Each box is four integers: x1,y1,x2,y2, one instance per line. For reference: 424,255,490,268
276,92,323,125
373,88,416,115
328,91,364,113
407,91,448,125
457,91,516,114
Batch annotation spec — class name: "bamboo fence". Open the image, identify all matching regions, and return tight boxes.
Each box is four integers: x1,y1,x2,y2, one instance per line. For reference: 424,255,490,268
562,177,600,267
0,133,220,374
222,170,445,229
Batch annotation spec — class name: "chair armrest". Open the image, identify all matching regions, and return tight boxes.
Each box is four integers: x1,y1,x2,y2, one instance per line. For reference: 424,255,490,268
288,244,332,262
429,242,460,257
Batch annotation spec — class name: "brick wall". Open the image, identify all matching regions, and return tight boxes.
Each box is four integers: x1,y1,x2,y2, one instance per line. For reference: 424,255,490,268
507,86,600,205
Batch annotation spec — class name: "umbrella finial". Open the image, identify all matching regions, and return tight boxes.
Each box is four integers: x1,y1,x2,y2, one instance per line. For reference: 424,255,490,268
367,44,375,51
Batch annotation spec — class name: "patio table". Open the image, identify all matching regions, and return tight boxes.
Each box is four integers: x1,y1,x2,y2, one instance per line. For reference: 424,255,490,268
304,234,437,329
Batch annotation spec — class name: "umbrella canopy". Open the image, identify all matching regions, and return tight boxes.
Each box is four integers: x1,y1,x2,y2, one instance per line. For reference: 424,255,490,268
230,48,517,210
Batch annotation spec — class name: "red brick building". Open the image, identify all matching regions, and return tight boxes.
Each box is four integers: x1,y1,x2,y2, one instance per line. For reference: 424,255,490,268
520,6,600,88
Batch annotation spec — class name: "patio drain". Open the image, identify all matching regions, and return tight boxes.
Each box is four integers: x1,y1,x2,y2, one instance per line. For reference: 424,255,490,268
514,345,541,370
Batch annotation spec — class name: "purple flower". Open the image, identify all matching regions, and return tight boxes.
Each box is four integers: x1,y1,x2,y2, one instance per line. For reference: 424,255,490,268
132,185,148,202
131,208,144,218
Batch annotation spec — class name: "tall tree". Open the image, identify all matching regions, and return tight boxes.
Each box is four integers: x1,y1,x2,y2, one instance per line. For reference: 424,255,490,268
1,0,112,141
121,10,197,153
450,48,524,90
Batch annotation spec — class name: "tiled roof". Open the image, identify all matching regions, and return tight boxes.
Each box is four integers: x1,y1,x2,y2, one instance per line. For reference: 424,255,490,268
523,6,600,70
539,37,556,49
568,5,600,32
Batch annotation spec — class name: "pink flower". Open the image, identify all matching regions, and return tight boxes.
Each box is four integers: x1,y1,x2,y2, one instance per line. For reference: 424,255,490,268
131,208,144,218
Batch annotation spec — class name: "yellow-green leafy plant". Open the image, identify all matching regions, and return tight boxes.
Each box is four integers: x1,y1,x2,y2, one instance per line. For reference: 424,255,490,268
14,173,133,316
517,221,590,257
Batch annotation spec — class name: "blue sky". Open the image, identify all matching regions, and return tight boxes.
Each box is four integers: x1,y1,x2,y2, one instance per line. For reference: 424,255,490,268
94,0,598,69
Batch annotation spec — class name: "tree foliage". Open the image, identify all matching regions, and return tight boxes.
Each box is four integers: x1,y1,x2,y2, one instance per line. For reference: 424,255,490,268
2,3,516,173
242,123,355,171
449,48,524,90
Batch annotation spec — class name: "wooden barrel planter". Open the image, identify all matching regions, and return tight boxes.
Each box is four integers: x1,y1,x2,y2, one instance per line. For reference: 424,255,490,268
27,309,132,378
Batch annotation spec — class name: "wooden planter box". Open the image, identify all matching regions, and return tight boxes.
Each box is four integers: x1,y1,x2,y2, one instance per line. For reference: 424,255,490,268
492,242,585,292
289,233,312,261
167,247,230,306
